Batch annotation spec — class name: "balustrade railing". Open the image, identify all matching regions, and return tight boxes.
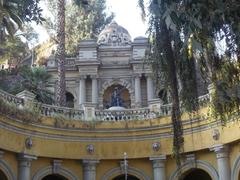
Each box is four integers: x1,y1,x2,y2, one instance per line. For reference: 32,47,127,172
95,108,157,121
0,89,24,106
39,103,84,120
0,88,212,121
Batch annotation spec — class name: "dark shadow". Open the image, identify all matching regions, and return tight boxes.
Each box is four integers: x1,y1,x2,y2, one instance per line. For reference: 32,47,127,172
0,169,8,180
112,174,140,180
180,168,212,180
66,92,74,108
42,174,68,180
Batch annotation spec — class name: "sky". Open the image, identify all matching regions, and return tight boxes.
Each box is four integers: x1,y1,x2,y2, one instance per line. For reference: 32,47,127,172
36,0,148,43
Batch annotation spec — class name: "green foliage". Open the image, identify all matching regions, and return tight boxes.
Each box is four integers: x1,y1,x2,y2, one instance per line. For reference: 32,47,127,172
0,36,29,64
0,98,40,123
43,0,114,56
0,66,54,104
139,0,240,166
0,0,43,40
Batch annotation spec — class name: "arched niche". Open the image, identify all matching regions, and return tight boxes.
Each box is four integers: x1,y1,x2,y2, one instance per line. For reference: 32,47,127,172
100,79,133,109
103,84,131,109
66,91,75,108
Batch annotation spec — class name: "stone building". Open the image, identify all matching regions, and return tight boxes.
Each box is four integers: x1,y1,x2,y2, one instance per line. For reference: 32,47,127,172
0,22,238,180
47,22,156,110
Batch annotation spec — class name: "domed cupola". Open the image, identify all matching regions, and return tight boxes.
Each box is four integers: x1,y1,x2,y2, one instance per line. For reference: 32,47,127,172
97,21,132,46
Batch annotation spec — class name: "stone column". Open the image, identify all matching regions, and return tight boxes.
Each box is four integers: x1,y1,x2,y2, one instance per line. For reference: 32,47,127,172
79,75,86,107
150,155,167,180
210,144,230,180
91,75,98,105
134,74,141,107
82,159,99,180
18,153,37,180
147,75,154,101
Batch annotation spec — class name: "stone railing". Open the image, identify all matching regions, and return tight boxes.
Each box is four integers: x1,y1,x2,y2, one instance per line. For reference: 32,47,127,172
198,94,210,106
95,108,157,121
159,104,172,116
39,103,84,120
65,58,76,66
0,89,212,121
0,89,24,106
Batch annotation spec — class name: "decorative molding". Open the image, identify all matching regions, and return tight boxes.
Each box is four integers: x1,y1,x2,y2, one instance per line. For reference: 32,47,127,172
25,137,33,149
0,159,16,180
231,154,240,180
32,165,78,180
210,144,229,159
169,160,219,180
86,144,95,154
152,142,160,152
212,129,220,141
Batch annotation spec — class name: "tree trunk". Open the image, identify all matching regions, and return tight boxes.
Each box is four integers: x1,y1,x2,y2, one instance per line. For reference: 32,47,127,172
160,21,183,165
55,0,66,106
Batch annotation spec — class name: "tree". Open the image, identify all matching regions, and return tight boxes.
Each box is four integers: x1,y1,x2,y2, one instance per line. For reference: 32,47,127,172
0,0,43,41
138,0,240,166
55,0,66,106
55,0,90,106
43,0,114,56
0,66,53,104
0,36,29,65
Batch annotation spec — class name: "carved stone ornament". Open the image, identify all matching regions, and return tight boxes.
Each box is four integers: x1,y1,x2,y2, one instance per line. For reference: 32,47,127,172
152,142,160,152
212,129,220,141
86,144,94,154
25,137,33,149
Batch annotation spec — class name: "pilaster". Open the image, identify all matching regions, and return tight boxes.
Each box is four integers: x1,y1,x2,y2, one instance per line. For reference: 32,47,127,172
150,155,167,180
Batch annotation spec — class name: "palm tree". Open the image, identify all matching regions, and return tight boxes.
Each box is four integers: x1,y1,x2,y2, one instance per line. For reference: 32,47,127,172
55,0,88,106
55,0,66,106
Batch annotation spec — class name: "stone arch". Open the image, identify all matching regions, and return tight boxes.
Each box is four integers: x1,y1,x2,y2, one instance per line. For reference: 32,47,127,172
231,154,240,180
99,79,134,108
0,159,16,180
101,166,150,180
169,160,218,180
65,88,77,107
32,166,78,180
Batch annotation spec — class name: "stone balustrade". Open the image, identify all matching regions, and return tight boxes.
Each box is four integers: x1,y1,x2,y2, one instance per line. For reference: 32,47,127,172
39,103,84,120
160,104,172,116
0,89,212,121
0,89,24,106
95,108,156,121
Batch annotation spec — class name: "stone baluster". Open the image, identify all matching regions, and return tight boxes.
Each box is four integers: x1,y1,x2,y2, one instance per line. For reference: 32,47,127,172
79,75,87,108
210,144,230,180
147,75,154,102
91,75,98,105
18,153,37,180
150,155,167,180
134,74,141,107
82,159,99,180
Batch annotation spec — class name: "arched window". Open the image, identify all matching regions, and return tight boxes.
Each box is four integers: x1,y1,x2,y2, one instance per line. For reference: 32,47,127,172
66,92,74,108
158,89,168,104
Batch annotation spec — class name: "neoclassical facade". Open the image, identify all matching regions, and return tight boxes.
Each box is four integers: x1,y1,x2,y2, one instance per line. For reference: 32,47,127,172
47,22,155,110
0,22,239,180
